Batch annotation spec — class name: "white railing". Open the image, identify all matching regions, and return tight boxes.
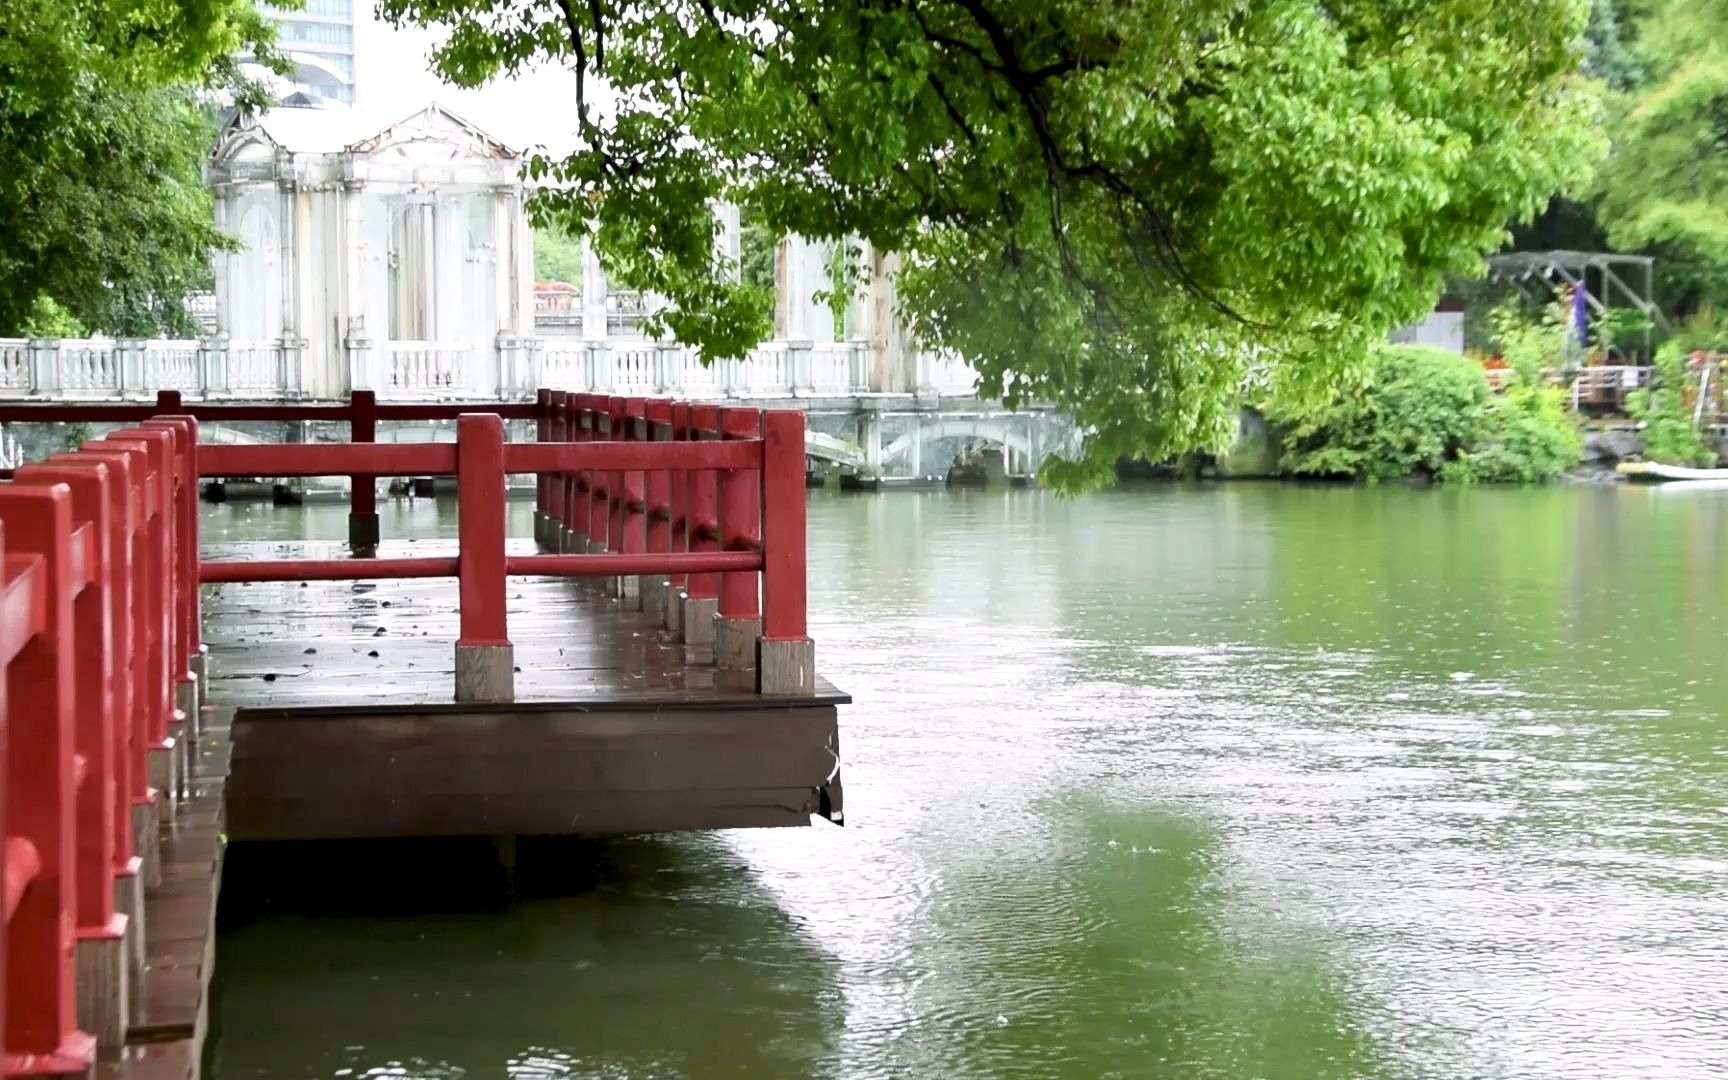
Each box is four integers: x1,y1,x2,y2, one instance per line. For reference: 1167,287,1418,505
0,336,295,399
144,340,201,391
0,334,990,402
386,340,473,396
609,344,659,392
538,340,591,390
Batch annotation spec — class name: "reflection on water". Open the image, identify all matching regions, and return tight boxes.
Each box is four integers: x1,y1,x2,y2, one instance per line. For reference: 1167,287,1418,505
209,484,1728,1079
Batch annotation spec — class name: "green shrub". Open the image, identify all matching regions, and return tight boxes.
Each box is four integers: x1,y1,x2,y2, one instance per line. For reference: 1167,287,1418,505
1626,342,1715,466
1456,386,1581,483
1269,345,1492,481
1269,343,1582,484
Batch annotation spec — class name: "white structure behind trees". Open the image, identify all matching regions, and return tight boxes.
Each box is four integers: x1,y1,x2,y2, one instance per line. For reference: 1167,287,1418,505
208,103,534,398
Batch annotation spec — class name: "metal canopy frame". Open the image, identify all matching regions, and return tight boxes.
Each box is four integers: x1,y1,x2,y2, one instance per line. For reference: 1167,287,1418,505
1486,250,1663,362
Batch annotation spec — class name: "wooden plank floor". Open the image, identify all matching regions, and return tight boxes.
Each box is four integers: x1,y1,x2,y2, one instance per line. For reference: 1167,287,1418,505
201,540,848,712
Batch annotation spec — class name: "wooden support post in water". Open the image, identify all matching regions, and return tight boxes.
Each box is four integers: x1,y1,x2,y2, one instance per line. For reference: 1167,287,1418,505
455,413,513,703
350,390,380,555
714,408,762,674
758,410,816,695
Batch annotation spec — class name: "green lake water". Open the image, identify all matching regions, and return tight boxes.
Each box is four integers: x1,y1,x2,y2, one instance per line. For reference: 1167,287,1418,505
204,483,1728,1079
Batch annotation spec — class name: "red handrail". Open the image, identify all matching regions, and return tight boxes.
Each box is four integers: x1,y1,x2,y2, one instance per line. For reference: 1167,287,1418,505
1,412,200,1070
0,389,815,1066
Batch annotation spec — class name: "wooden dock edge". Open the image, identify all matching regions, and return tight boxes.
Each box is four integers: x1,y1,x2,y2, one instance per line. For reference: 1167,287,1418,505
225,700,845,842
96,710,230,1080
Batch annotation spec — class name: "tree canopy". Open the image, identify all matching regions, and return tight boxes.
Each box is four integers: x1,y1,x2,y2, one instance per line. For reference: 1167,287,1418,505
0,0,279,337
1597,0,1728,318
387,0,1601,484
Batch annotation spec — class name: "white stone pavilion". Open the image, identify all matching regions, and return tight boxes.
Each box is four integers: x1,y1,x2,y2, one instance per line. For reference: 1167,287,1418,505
208,103,535,398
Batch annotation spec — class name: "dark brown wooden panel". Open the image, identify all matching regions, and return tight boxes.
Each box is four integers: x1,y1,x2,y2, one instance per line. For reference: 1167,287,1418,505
226,705,843,841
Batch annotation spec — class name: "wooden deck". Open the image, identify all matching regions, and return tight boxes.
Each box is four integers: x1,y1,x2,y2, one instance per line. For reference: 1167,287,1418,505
203,540,847,842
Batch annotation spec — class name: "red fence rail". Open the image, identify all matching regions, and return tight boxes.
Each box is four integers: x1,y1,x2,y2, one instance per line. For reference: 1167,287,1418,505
2,415,202,1070
0,390,814,1069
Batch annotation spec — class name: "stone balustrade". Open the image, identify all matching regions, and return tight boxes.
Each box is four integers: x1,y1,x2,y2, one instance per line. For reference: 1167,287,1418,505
0,334,983,402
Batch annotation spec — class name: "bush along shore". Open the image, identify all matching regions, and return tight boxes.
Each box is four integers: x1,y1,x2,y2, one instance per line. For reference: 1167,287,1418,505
1116,344,1727,486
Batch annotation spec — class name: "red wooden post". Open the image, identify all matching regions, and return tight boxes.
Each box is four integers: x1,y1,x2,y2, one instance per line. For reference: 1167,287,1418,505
80,442,156,896
569,393,592,554
141,416,199,748
619,399,649,609
0,484,98,1076
603,397,627,594
714,408,762,672
758,411,815,694
588,398,613,558
643,401,674,624
66,444,150,989
107,430,178,810
544,392,566,552
350,391,380,555
560,392,579,552
12,462,129,1044
534,389,552,550
665,402,691,634
681,405,721,647
454,413,512,703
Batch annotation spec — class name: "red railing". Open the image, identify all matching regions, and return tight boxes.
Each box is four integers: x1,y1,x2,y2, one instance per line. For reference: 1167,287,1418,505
2,416,202,1069
187,392,813,701
0,390,814,1070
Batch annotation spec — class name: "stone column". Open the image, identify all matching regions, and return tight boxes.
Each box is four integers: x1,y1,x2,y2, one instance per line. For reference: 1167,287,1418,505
495,332,519,397
787,339,815,397
201,334,230,396
589,339,612,392
776,234,833,342
341,178,367,395
345,331,375,392
277,336,305,397
857,410,882,482
277,175,300,383
117,339,146,397
862,247,912,392
212,185,233,337
655,340,683,395
581,237,608,340
29,338,59,396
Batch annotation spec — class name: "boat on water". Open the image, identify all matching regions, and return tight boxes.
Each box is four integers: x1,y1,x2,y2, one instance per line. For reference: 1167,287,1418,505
1616,461,1728,483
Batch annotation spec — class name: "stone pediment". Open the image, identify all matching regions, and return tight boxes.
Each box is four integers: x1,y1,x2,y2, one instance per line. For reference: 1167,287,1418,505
346,104,518,163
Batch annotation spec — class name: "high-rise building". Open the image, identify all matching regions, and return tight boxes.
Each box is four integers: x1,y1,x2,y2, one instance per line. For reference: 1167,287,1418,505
262,0,358,105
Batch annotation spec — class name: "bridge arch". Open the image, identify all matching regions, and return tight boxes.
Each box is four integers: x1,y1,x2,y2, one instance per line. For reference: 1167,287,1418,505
880,417,1035,471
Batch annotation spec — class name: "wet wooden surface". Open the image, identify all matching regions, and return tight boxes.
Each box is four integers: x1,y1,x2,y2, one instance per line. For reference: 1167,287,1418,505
201,540,848,712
